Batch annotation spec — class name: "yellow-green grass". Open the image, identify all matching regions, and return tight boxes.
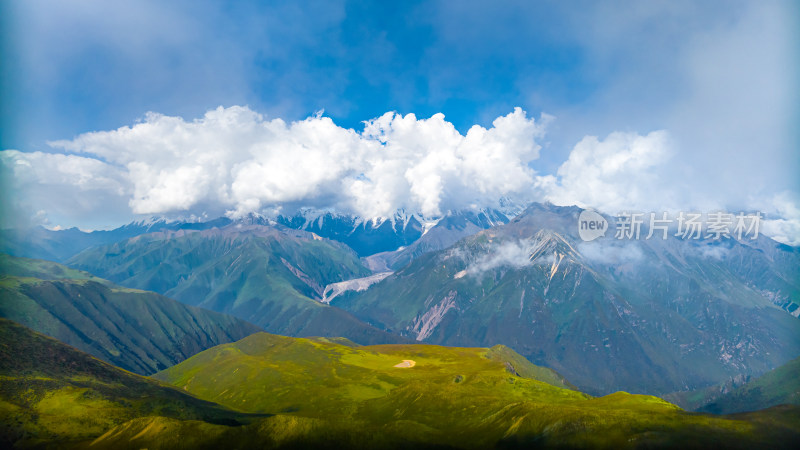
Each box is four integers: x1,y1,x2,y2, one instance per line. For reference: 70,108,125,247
152,332,800,449
0,319,257,449
5,319,799,449
155,333,578,417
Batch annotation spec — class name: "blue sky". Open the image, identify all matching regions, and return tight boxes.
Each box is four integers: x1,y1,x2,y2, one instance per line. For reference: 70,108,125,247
1,0,798,241
3,1,606,161
4,1,787,163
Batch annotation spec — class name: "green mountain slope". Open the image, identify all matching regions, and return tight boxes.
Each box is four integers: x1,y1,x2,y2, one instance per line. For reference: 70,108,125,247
700,356,800,414
66,225,409,345
140,331,800,449
0,253,262,374
335,204,800,396
153,332,577,417
5,319,797,449
0,318,254,449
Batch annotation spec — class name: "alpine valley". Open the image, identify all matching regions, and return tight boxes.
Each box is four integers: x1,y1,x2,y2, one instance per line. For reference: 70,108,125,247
1,202,799,448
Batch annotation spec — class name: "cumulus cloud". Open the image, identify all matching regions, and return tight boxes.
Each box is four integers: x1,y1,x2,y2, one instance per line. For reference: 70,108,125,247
535,128,800,246
1,150,126,192
3,105,798,246
42,106,546,220
539,130,676,213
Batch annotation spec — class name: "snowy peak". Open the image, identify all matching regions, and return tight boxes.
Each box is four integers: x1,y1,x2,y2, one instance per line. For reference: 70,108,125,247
275,209,424,257
273,205,521,258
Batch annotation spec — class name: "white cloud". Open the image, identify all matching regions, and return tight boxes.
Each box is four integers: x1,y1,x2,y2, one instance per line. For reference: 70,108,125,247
759,192,800,246
467,239,535,276
698,245,728,260
538,129,800,246
540,130,676,213
4,105,798,246
0,150,126,193
0,150,131,229
41,106,546,220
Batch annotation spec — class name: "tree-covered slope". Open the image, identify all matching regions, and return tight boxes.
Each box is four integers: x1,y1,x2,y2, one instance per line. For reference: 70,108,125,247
0,253,262,374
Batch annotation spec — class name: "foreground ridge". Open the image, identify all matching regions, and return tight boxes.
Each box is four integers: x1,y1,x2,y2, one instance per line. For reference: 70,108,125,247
2,318,800,448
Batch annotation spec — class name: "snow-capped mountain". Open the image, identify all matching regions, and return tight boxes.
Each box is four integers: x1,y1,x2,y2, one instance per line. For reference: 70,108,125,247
1,200,526,264
275,203,523,258
364,208,514,271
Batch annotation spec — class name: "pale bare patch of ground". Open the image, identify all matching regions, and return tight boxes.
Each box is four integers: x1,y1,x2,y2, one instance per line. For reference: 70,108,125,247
393,360,416,368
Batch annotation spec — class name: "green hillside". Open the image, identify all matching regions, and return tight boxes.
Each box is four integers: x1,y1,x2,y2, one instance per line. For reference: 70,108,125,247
700,356,800,414
66,226,409,345
146,331,800,449
4,319,799,449
0,318,255,449
154,332,578,418
0,253,262,374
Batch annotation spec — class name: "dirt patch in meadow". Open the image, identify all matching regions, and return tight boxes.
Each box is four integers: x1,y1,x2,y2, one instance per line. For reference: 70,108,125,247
393,360,416,368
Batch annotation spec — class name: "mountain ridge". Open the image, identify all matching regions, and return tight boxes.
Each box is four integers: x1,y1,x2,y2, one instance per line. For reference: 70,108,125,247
66,224,413,346
0,253,263,374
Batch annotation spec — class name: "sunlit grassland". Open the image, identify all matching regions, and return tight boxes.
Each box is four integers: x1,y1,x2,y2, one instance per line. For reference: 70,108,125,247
147,332,799,449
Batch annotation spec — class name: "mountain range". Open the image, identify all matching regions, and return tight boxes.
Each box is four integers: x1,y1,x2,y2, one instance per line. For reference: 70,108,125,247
364,208,511,271
333,203,800,396
65,224,409,346
30,202,800,397
276,209,427,256
1,200,799,447
0,217,232,263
